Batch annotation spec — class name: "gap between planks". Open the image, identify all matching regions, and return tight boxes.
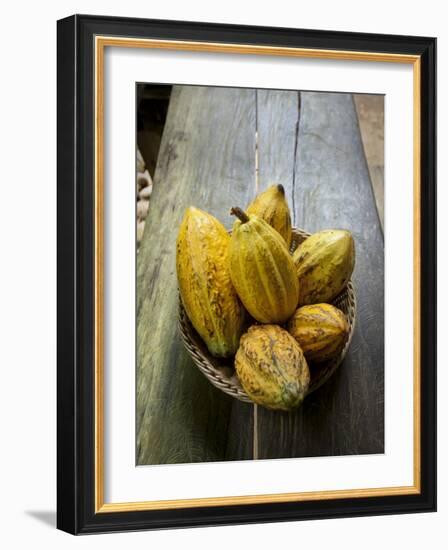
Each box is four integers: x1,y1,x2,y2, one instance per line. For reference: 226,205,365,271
251,89,302,459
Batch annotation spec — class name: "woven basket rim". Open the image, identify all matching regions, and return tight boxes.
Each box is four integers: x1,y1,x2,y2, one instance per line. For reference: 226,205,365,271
178,226,357,405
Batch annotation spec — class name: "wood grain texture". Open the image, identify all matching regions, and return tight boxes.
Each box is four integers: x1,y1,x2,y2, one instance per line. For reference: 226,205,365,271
257,92,384,458
137,86,384,464
256,89,300,206
136,86,256,464
224,89,302,460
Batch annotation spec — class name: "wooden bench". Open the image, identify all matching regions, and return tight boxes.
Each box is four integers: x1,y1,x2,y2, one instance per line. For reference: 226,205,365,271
136,85,384,465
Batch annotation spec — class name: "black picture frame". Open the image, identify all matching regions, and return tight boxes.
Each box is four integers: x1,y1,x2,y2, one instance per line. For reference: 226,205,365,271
57,14,436,534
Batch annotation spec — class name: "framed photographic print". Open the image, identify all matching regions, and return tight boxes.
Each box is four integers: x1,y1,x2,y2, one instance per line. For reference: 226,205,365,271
57,14,436,534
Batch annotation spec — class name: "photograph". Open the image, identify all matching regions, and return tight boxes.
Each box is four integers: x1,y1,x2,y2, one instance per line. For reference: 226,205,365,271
56,15,436,533
135,83,385,466
2,0,443,544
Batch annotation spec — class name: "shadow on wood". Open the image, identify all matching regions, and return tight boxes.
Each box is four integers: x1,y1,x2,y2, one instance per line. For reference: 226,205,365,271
136,86,384,464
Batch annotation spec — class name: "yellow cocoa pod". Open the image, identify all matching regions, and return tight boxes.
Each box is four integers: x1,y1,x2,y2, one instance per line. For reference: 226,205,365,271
246,184,292,247
288,304,349,363
229,208,299,324
235,325,310,410
176,207,245,357
293,229,355,305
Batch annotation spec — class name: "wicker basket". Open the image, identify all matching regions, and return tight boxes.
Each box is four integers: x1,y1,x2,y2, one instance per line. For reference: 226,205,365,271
178,227,357,404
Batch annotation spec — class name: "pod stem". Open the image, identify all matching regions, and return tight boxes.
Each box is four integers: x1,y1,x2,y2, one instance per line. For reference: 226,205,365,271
230,207,250,224
277,184,285,195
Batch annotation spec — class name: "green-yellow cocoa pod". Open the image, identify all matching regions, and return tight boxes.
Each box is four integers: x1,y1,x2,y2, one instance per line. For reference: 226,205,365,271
246,184,292,247
293,229,355,305
288,303,349,363
229,207,299,323
235,324,310,410
176,206,245,358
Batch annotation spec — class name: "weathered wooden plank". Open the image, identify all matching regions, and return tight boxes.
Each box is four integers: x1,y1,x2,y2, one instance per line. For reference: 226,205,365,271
257,92,384,458
136,86,257,464
224,401,254,461
224,89,301,460
256,89,300,207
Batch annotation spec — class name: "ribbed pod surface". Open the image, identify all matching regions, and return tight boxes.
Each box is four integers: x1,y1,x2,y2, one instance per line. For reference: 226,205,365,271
293,229,355,305
229,209,299,323
176,207,245,357
288,303,349,363
246,184,292,247
235,325,310,410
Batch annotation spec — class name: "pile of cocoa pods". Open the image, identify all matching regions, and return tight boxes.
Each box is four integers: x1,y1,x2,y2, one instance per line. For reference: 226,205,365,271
176,185,355,411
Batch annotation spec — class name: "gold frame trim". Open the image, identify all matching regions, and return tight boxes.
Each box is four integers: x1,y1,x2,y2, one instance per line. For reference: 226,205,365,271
94,36,422,513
